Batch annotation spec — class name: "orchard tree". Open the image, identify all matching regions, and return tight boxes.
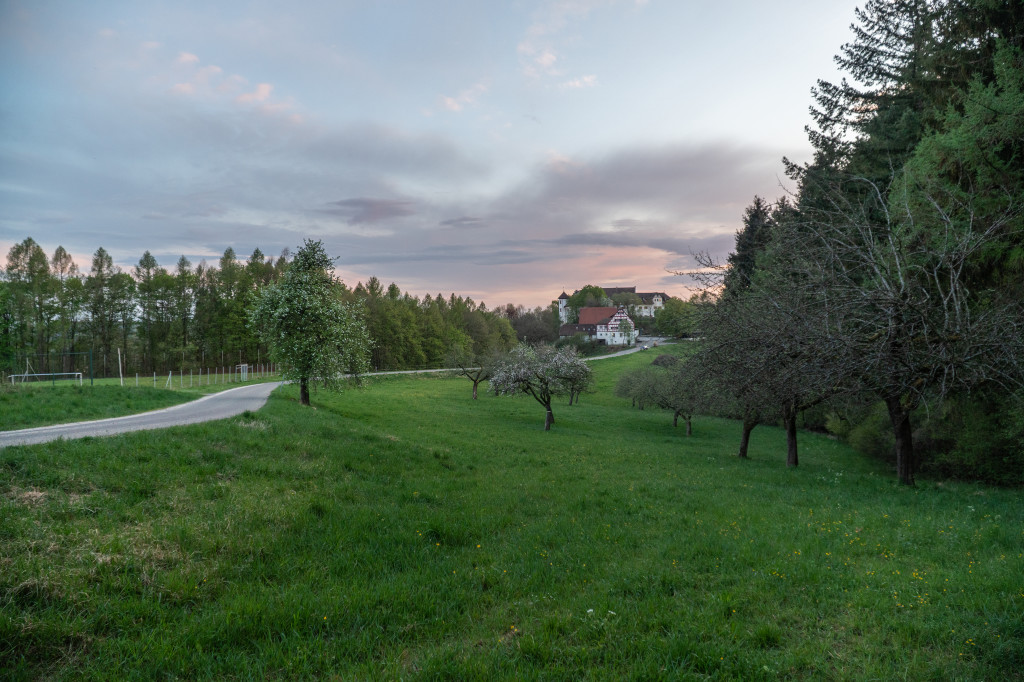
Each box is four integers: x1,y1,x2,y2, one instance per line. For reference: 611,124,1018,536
447,344,499,400
490,344,591,430
249,239,371,406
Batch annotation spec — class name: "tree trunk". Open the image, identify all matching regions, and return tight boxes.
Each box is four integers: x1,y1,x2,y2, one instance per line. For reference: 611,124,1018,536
885,395,915,486
685,417,692,437
300,377,310,406
673,411,679,427
544,407,554,431
783,401,799,467
472,379,479,400
738,409,757,459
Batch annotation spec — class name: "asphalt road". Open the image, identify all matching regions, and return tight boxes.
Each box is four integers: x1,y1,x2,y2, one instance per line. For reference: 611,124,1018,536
0,381,283,448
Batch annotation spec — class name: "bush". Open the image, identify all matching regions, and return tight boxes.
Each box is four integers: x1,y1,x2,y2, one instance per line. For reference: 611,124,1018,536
919,393,1024,486
651,354,679,368
799,403,831,432
555,334,604,357
845,402,895,462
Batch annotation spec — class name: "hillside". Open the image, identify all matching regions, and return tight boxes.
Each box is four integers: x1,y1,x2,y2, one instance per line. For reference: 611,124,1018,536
2,352,1021,679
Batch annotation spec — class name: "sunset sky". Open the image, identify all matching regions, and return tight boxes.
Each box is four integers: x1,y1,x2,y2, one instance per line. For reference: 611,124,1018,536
1,0,862,308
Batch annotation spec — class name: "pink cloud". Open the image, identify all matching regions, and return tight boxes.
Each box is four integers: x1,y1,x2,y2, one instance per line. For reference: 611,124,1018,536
562,74,598,89
177,52,200,64
439,82,488,113
237,83,273,103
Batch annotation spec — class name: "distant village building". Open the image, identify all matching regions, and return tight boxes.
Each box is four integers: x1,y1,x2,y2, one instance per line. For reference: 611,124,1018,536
558,306,639,346
556,286,669,324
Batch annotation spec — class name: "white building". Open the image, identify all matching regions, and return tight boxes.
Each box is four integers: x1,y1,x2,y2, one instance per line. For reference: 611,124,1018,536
558,306,639,346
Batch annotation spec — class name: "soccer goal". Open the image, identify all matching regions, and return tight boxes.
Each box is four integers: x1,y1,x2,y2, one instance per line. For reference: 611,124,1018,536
9,372,84,386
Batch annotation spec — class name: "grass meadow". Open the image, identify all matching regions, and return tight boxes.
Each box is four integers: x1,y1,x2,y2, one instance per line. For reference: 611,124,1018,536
1,350,1021,679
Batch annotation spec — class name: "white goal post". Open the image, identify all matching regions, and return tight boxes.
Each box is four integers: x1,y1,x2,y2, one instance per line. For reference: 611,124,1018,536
9,372,84,386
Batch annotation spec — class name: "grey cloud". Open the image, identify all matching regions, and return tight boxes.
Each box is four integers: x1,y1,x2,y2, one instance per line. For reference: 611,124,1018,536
318,198,417,225
438,216,484,229
302,123,489,181
313,141,782,283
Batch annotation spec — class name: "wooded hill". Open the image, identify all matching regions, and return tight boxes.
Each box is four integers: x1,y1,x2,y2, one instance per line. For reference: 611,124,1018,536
681,0,1024,485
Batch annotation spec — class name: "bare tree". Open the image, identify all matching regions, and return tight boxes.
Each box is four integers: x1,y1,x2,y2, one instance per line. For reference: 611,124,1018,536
780,172,1024,484
446,345,498,400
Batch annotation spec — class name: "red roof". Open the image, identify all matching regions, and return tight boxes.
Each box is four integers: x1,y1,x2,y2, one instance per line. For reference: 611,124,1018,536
578,306,619,325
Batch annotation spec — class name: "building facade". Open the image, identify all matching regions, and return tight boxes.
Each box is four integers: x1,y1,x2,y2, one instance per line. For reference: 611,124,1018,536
558,306,639,345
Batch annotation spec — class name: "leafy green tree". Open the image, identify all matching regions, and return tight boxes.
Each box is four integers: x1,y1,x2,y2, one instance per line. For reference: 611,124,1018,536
0,280,15,372
134,251,162,371
510,305,558,343
250,240,371,406
50,246,82,367
86,247,117,376
109,272,137,372
653,298,695,338
172,256,195,364
5,238,56,366
565,285,607,323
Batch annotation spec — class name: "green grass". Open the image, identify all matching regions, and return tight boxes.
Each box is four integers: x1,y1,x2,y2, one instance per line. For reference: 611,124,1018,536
1,353,1021,679
0,373,283,430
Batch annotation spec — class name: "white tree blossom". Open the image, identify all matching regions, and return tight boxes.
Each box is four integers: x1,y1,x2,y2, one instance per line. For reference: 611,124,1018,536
489,344,591,430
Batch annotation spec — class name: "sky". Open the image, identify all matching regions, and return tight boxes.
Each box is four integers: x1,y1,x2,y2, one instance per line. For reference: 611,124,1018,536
1,0,863,309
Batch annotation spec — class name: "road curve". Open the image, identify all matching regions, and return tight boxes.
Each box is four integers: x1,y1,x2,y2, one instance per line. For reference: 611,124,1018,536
0,382,283,448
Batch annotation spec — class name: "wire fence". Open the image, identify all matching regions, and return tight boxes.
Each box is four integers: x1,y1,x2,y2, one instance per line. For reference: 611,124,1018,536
3,351,280,389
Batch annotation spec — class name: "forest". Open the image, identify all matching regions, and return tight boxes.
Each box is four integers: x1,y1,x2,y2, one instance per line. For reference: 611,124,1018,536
0,240,564,381
655,0,1023,485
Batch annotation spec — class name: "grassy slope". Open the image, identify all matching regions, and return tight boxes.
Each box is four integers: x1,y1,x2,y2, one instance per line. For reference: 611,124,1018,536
0,374,282,431
0,385,195,430
1,351,1021,680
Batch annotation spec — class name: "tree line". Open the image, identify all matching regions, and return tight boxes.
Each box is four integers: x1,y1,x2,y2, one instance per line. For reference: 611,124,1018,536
0,239,540,379
623,0,1024,485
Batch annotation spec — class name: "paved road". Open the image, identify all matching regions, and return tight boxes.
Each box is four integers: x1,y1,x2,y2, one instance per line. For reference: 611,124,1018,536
585,338,674,361
0,382,283,448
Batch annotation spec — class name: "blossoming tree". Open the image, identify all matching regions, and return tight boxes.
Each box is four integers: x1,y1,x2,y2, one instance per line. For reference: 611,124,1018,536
489,344,591,430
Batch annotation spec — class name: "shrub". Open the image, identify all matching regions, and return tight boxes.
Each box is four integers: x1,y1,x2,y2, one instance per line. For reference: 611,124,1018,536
846,402,895,462
651,354,679,368
919,393,1024,486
